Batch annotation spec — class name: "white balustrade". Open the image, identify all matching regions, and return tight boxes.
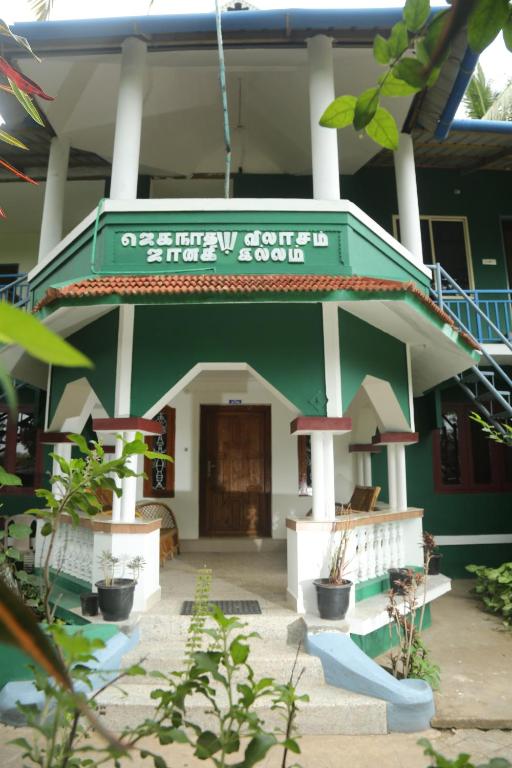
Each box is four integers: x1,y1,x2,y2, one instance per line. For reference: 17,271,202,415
40,521,94,584
353,518,411,582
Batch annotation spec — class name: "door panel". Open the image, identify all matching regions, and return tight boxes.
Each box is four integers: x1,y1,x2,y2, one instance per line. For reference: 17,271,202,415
200,406,271,537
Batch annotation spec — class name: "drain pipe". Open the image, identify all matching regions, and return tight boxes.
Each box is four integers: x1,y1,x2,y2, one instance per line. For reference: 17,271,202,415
434,47,479,140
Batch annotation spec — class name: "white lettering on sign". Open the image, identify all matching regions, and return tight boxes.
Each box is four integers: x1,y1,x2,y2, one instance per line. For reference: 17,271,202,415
119,229,330,265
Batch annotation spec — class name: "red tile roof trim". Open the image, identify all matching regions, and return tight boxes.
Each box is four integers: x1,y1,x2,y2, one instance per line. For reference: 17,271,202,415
34,274,479,350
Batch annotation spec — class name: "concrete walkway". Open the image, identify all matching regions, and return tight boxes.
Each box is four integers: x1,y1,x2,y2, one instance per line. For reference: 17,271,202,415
1,578,512,766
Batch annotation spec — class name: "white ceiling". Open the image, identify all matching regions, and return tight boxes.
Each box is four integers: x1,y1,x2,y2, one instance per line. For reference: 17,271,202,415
18,46,414,177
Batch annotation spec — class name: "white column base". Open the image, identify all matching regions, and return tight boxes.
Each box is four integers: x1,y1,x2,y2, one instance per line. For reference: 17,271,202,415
92,524,160,612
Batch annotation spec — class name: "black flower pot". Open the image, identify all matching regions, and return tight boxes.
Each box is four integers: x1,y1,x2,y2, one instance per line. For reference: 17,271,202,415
80,591,99,617
95,579,135,621
427,552,443,575
313,579,352,620
388,567,412,595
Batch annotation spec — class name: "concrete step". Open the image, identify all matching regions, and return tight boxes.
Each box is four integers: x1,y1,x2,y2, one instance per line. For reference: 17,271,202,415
120,648,327,686
96,680,388,735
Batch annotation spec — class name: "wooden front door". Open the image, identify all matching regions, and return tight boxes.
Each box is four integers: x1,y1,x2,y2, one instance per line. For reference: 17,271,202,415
199,405,271,537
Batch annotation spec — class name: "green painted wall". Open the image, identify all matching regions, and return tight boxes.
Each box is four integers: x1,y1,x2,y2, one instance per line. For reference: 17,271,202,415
235,169,512,291
372,394,512,578
131,304,326,416
338,309,410,422
49,310,119,422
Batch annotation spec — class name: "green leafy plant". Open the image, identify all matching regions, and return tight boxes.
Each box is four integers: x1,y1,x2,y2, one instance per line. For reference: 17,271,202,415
387,568,440,689
328,518,352,585
126,605,308,768
466,561,512,627
470,411,512,446
320,0,512,150
419,737,512,768
185,566,213,664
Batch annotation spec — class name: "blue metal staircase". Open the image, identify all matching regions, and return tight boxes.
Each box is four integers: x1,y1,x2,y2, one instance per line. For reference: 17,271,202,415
429,263,512,435
0,274,30,309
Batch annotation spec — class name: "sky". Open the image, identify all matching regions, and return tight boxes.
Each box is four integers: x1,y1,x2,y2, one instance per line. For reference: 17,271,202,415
1,0,510,91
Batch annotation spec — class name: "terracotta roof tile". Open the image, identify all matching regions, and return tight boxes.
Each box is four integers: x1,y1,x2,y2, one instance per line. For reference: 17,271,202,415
34,273,479,350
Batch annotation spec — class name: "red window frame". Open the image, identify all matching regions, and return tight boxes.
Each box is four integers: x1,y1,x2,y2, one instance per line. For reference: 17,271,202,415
433,402,512,493
143,406,176,498
0,405,42,495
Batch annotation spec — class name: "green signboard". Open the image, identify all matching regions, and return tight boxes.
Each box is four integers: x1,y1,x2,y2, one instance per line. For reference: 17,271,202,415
98,222,345,275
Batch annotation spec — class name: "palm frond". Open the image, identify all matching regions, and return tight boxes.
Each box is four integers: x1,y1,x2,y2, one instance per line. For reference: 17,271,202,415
29,0,54,22
463,63,497,119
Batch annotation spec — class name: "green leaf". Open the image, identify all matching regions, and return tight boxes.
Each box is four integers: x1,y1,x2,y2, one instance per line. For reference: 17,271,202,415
0,366,16,415
5,547,21,561
0,303,92,368
7,78,44,126
230,638,250,665
41,522,53,536
158,727,188,745
7,523,32,538
0,466,22,486
379,71,420,97
388,21,409,59
354,87,379,131
365,107,399,151
403,0,430,33
503,12,512,52
0,129,28,150
468,0,510,54
393,57,429,89
69,434,90,455
124,663,146,676
0,575,72,689
373,34,390,65
319,95,356,129
194,731,222,759
282,738,301,754
235,734,277,768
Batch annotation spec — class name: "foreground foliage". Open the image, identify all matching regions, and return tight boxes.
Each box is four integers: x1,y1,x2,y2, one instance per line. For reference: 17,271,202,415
321,0,512,149
419,738,511,768
466,562,512,627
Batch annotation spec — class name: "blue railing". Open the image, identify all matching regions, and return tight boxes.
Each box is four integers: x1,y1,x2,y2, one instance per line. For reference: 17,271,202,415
0,274,30,308
428,264,512,345
439,289,512,344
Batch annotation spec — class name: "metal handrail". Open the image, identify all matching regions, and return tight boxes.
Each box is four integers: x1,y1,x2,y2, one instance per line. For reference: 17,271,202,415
0,273,30,308
427,263,512,355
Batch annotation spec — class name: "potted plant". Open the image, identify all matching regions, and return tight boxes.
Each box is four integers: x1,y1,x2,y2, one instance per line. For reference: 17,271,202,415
313,522,353,620
423,531,443,575
95,551,146,621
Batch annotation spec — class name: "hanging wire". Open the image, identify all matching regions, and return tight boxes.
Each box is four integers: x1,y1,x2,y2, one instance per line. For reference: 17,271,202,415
214,0,232,199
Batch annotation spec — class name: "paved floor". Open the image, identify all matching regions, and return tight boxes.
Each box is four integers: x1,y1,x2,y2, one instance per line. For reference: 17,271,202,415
2,566,512,765
2,727,512,767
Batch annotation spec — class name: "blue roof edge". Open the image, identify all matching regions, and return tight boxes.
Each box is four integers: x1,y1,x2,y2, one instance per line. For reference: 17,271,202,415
10,6,447,39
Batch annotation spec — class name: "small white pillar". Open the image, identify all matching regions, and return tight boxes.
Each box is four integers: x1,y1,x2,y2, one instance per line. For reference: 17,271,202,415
310,431,326,521
356,453,364,485
323,432,336,521
363,453,372,486
38,136,70,262
110,36,147,200
393,132,423,262
110,435,123,523
395,444,408,511
51,442,73,500
120,429,138,522
307,35,341,201
387,444,398,511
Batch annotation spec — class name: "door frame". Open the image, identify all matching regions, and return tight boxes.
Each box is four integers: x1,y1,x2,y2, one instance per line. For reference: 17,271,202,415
199,404,272,538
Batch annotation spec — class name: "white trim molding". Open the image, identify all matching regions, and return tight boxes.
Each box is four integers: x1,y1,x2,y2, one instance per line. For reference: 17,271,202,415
436,534,512,546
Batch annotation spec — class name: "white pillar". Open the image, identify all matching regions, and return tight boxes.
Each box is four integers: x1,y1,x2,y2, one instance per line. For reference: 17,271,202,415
393,132,423,262
111,435,123,523
363,453,372,486
311,431,326,521
323,432,336,521
120,430,138,522
307,35,341,201
38,137,70,262
322,303,342,417
110,37,147,200
51,442,73,500
387,444,398,511
395,444,407,511
114,305,135,417
356,453,364,485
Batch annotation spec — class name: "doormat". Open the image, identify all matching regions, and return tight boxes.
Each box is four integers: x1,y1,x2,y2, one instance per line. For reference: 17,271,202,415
181,600,262,615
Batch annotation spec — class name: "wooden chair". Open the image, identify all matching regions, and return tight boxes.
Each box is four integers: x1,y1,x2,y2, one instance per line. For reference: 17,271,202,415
135,502,180,566
336,485,381,515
